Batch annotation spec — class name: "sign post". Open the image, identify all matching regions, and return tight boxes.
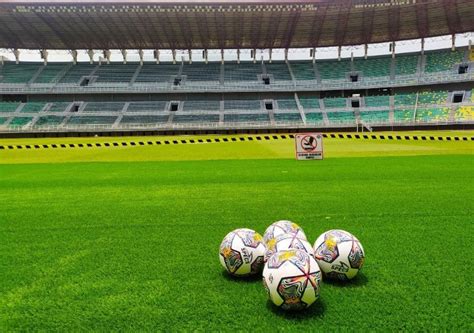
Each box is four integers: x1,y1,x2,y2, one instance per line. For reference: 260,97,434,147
295,133,324,160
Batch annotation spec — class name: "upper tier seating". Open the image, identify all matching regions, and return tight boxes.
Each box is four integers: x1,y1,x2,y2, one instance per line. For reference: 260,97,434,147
290,62,316,80
224,100,261,111
20,102,46,113
135,63,180,83
59,64,96,84
425,50,464,73
394,93,417,107
354,57,390,78
276,99,298,110
417,91,448,105
0,63,39,83
364,95,390,107
49,102,71,112
182,63,221,82
95,64,138,83
182,100,220,111
0,102,20,112
299,97,320,110
224,62,262,82
82,102,125,113
128,101,168,112
319,59,351,80
455,90,474,121
323,97,347,109
265,62,292,81
174,114,220,123
395,54,418,76
35,64,68,84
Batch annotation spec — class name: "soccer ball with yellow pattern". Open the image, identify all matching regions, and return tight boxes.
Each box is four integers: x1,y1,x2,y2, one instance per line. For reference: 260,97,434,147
263,220,307,245
219,228,266,276
313,229,365,281
263,249,322,311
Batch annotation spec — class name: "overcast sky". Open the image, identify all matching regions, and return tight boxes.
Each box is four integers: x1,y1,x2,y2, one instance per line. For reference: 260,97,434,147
1,33,471,63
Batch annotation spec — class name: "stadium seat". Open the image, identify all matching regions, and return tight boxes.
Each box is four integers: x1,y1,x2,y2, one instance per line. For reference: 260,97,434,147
319,59,351,80
265,62,292,81
299,97,320,110
182,100,220,112
425,50,464,73
9,116,33,126
67,116,118,125
354,57,391,78
290,62,316,80
276,99,298,110
394,54,419,76
34,63,68,84
305,112,324,123
326,111,355,123
135,63,180,83
173,114,220,123
20,102,46,113
35,116,65,126
121,115,169,124
393,109,415,122
128,101,168,112
415,107,450,122
223,62,262,82
323,97,347,109
224,113,269,122
59,63,96,84
394,93,417,107
95,63,138,83
359,110,390,123
224,100,261,111
273,113,302,122
182,62,221,82
364,96,390,107
0,63,40,83
82,102,125,113
0,102,21,112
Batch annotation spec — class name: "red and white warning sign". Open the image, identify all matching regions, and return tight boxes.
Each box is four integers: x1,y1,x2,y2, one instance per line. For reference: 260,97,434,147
295,133,323,160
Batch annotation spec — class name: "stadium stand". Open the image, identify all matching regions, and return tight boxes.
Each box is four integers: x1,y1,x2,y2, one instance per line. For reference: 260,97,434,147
34,64,68,84
128,101,168,112
394,54,419,76
59,64,96,84
94,64,138,83
265,62,292,81
20,102,46,113
224,113,270,123
305,112,325,123
323,97,348,109
182,62,221,82
135,63,180,84
0,63,39,83
273,113,302,122
290,62,316,81
326,111,355,124
354,57,391,78
425,49,465,73
299,97,320,110
360,110,390,123
0,102,20,112
364,95,390,107
318,59,352,80
224,62,262,82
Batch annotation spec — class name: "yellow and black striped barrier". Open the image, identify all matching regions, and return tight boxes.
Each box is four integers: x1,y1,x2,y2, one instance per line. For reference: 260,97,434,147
0,133,472,150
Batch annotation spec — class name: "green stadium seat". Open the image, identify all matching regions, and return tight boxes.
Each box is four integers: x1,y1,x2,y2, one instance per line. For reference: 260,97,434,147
276,99,298,110
395,54,418,76
49,102,71,112
0,63,40,83
182,100,220,111
67,116,117,125
182,62,221,82
393,109,414,122
354,57,391,78
224,62,262,82
0,102,21,112
326,111,355,123
82,102,125,113
324,97,347,109
174,114,220,123
290,62,316,80
128,101,168,112
319,59,351,80
224,113,269,122
121,115,169,124
20,102,46,113
273,113,302,122
265,62,292,81
359,110,390,123
305,112,324,123
135,63,180,83
34,63,68,83
59,63,96,84
95,64,138,83
394,93,417,107
425,50,464,73
35,116,65,126
416,107,450,122
299,97,320,110
9,116,33,126
417,91,448,105
364,96,390,107
224,100,261,111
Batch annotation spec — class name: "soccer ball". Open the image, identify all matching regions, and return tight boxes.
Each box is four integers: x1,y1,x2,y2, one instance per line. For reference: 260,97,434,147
264,233,314,262
263,220,307,244
263,249,322,311
219,228,266,276
313,229,365,281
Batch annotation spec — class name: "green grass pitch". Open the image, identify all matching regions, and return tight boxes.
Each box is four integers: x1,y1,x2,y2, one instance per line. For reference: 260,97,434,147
0,131,473,331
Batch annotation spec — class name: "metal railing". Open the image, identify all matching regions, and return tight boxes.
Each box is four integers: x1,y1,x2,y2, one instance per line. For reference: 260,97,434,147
0,71,472,94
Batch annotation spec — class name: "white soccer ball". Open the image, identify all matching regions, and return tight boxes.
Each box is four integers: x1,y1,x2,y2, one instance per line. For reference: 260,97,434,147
263,249,322,311
313,229,365,281
263,220,307,244
219,228,266,276
264,233,314,262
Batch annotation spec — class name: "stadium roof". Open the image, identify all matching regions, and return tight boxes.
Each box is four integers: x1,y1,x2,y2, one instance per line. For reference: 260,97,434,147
0,0,472,50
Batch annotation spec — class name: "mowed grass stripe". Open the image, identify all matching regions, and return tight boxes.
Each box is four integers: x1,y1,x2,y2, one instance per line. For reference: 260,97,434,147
0,155,473,331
